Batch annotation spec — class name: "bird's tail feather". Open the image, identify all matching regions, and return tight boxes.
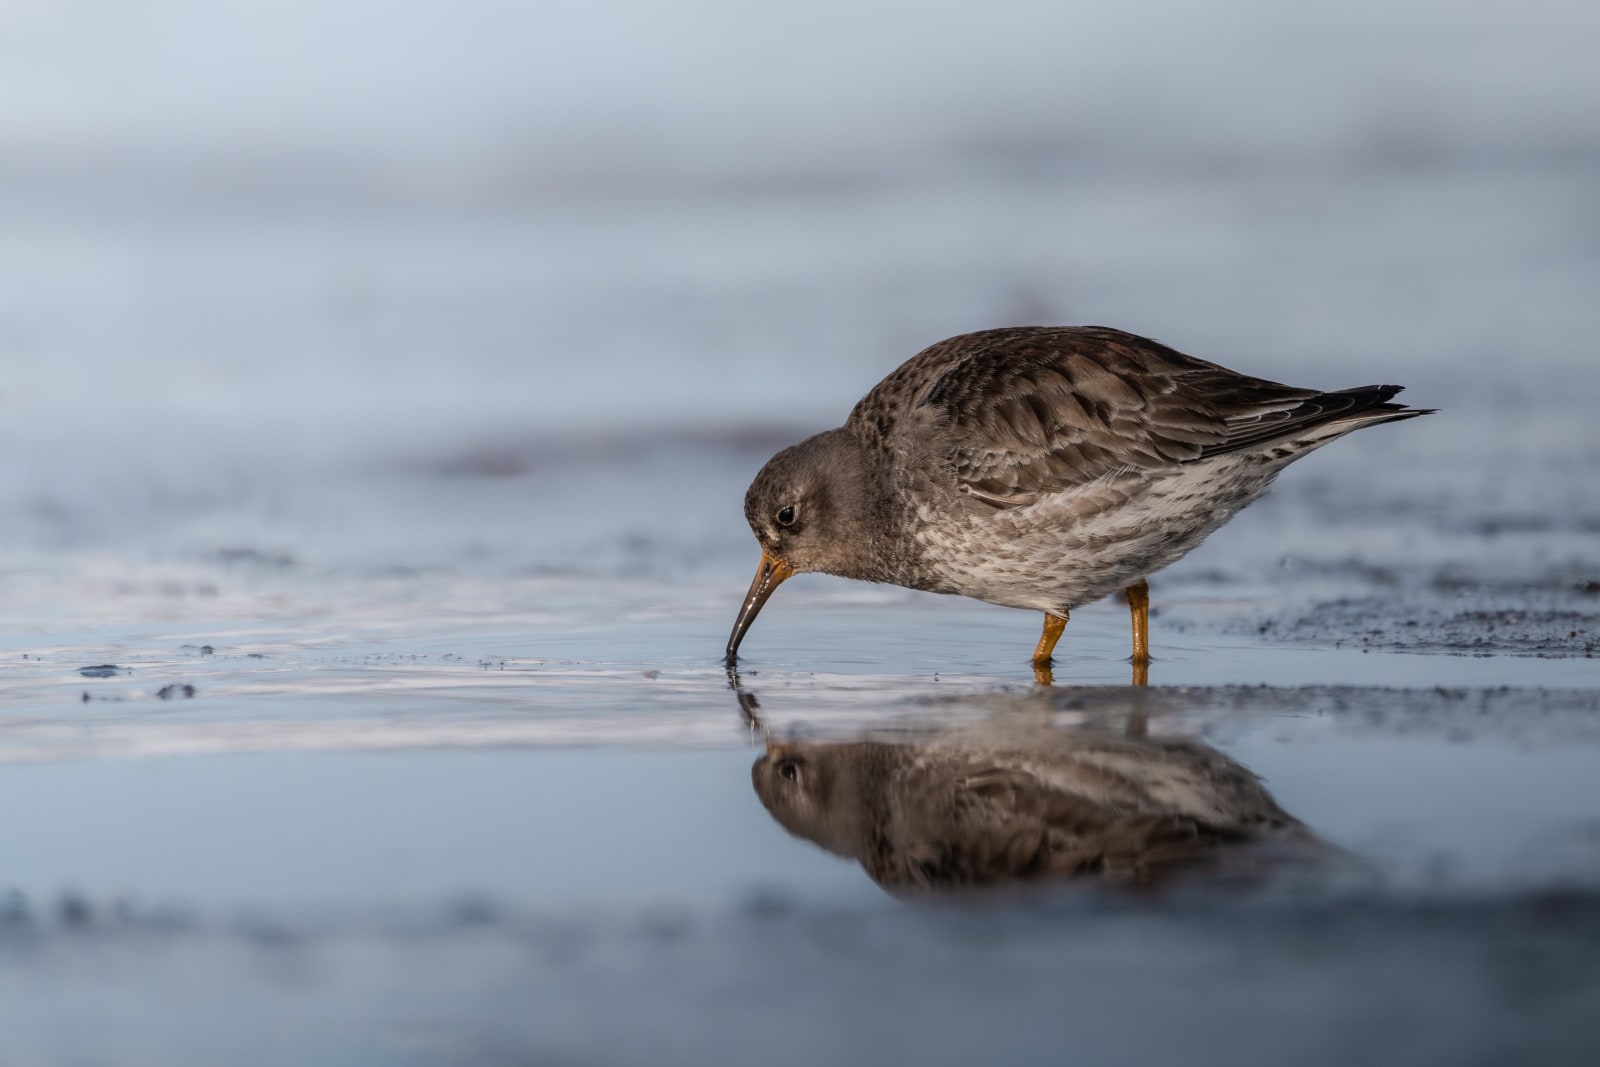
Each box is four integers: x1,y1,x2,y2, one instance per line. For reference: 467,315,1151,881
1204,384,1434,459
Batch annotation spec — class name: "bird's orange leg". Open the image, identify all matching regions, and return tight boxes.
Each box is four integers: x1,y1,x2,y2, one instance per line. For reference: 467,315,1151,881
1032,611,1068,685
1126,579,1150,687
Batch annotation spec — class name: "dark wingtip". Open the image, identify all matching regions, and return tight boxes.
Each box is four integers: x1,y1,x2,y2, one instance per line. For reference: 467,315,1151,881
1363,402,1438,423
1331,383,1405,405
1324,384,1439,425
1204,383,1433,458
1345,385,1439,411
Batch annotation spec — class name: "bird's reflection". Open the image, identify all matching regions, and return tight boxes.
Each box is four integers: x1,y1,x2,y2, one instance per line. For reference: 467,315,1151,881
748,714,1318,896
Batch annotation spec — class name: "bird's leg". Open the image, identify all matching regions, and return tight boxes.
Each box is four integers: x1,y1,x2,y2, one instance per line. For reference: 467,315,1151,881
1032,611,1068,664
1031,611,1068,684
1125,579,1151,686
1125,580,1150,656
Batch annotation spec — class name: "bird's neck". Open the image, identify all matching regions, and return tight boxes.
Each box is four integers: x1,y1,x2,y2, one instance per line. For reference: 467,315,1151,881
811,428,915,586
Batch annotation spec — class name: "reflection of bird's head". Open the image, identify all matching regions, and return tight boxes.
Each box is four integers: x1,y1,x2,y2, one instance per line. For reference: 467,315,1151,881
751,740,875,861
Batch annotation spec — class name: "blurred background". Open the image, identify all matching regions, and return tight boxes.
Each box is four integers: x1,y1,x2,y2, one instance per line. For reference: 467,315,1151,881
2,0,1597,586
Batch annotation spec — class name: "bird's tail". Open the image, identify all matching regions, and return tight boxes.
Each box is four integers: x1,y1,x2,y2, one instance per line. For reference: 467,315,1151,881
1205,384,1435,459
1318,384,1436,431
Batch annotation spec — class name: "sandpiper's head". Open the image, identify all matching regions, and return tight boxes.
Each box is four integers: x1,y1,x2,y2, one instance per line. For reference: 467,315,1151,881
742,433,861,573
725,429,875,664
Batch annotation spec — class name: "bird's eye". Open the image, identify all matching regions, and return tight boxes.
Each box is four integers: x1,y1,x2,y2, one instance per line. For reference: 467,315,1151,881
778,759,799,782
776,505,797,527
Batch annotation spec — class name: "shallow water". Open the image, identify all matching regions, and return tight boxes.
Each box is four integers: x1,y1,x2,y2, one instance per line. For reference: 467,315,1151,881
7,291,1600,1067
4,419,1600,1063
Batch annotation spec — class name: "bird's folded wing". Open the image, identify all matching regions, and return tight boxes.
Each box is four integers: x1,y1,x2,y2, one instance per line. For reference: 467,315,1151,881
874,763,1242,890
853,327,1318,508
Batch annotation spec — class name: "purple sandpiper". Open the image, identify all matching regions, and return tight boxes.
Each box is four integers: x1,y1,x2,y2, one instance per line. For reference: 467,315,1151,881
726,326,1431,680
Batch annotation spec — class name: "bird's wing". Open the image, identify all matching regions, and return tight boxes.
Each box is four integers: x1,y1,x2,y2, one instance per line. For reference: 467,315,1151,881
870,767,1054,888
849,326,1382,509
871,762,1242,891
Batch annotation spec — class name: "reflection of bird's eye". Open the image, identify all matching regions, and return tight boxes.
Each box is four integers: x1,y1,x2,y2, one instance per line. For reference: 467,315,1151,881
778,759,799,782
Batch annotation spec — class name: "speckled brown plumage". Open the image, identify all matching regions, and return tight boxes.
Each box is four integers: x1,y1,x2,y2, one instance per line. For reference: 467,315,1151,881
752,726,1313,895
726,326,1432,670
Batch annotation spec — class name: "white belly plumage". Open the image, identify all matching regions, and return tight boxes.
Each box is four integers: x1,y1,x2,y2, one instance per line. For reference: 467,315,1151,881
911,453,1285,614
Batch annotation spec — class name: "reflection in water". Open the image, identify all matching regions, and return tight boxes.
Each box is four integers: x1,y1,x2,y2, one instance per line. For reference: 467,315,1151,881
751,719,1318,896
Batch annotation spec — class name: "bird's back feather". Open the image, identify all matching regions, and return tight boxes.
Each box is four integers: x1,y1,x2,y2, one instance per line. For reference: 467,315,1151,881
847,326,1430,509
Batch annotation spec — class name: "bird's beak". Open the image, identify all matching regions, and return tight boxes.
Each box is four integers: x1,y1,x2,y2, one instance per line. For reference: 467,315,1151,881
725,552,794,666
